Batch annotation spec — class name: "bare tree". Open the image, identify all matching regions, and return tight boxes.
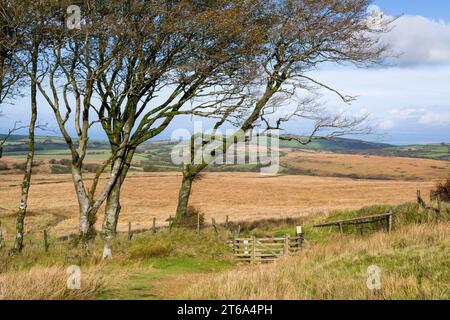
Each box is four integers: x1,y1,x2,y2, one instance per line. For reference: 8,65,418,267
76,0,268,256
9,0,266,253
0,1,56,253
172,0,390,222
0,0,27,158
10,0,132,252
0,0,22,104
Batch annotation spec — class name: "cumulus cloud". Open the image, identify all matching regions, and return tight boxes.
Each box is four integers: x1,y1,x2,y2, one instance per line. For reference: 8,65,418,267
380,11,450,65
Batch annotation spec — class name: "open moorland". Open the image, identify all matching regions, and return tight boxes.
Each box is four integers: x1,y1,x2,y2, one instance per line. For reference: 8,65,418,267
0,136,449,300
0,170,442,239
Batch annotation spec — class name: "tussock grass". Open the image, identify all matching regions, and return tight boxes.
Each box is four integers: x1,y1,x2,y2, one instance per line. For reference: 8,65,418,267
0,227,233,300
184,222,450,300
0,266,107,300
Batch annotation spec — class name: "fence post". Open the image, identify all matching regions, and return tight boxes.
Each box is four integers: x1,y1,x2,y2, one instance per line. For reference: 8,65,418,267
169,215,173,233
252,236,256,264
128,222,133,240
437,194,442,217
225,215,229,229
43,230,49,252
387,210,393,233
284,234,290,255
197,212,200,235
0,221,3,249
211,218,218,235
296,225,304,248
152,217,156,234
338,222,343,234
417,189,426,209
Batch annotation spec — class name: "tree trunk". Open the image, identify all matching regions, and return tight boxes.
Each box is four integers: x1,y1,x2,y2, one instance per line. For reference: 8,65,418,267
101,147,135,257
12,43,38,253
175,166,194,223
102,180,121,239
0,47,5,103
71,165,93,252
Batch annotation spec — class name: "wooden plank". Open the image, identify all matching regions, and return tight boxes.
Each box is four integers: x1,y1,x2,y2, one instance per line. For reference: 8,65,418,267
313,212,393,228
234,237,286,241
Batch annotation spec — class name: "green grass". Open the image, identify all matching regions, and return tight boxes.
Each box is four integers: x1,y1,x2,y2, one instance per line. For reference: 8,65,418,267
0,226,236,299
1,201,449,300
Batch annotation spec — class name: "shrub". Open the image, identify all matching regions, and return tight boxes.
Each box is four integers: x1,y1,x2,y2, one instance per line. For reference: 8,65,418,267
143,163,158,172
0,161,8,170
50,165,71,174
58,158,72,166
83,163,101,173
431,178,450,202
13,162,27,170
178,206,205,228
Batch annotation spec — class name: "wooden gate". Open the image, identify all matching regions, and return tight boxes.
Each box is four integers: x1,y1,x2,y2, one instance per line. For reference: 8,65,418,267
232,235,303,263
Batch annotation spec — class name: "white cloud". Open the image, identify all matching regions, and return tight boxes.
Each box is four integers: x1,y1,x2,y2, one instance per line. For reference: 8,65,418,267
382,15,450,65
389,108,421,119
418,111,450,126
378,119,395,130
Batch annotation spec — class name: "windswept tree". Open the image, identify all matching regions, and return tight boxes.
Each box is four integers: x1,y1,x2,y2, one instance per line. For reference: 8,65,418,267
9,0,267,254
172,0,390,222
76,0,269,256
0,0,22,105
10,0,132,252
0,0,26,158
0,0,58,253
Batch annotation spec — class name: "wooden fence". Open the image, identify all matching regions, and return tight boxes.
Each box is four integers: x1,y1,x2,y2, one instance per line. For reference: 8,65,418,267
232,235,303,263
313,211,393,234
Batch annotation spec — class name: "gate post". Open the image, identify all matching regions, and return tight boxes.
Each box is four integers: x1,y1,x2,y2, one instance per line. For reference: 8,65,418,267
252,236,256,264
284,234,290,255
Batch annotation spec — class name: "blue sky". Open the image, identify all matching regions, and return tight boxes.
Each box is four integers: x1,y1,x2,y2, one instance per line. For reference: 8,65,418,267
375,0,450,20
1,1,450,146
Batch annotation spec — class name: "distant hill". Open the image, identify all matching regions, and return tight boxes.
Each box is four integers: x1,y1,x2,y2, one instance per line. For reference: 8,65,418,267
279,136,394,152
0,134,108,154
2,134,449,161
278,136,450,161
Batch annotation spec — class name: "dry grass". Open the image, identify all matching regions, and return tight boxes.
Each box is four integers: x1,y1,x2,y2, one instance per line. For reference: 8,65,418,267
184,222,450,300
0,266,107,300
0,171,437,238
282,150,450,180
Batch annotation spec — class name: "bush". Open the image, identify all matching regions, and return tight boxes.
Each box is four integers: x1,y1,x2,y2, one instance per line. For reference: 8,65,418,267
48,159,71,166
143,163,158,172
83,163,101,173
178,206,205,228
0,161,8,170
431,178,450,202
50,165,71,174
58,158,71,166
13,162,27,170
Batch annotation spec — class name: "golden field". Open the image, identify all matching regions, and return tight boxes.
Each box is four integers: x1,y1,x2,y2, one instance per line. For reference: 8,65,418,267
0,166,440,239
281,149,450,180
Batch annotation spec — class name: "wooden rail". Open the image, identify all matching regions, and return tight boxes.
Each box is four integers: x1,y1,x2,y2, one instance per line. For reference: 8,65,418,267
231,234,303,263
313,210,393,234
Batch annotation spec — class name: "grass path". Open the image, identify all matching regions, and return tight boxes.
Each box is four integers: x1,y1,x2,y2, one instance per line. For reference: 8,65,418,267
98,257,233,300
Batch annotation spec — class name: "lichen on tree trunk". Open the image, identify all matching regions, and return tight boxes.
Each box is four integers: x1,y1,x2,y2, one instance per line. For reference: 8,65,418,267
175,165,194,224
12,43,38,253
